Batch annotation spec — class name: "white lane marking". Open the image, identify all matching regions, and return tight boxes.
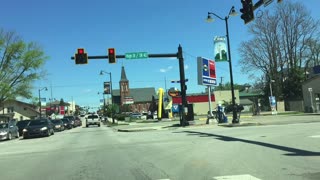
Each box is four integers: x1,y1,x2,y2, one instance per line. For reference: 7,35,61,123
309,135,320,138
213,174,262,180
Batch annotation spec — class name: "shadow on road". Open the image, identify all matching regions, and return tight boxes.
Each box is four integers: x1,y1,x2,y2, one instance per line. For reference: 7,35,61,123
175,131,320,156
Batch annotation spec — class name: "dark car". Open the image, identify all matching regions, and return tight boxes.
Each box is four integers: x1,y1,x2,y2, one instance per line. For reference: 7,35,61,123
0,123,19,141
64,116,76,127
23,119,54,139
16,120,31,136
51,119,65,132
61,118,73,129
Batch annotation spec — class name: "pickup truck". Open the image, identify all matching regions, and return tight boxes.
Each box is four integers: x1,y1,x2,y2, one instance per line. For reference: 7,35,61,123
85,114,100,127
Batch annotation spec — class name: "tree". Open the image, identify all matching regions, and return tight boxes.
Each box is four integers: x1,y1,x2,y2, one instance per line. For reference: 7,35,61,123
214,82,251,92
239,1,319,101
0,29,47,105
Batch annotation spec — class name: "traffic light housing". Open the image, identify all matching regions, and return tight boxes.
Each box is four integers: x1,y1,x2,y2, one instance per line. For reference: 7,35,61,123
75,48,88,64
240,0,254,24
108,48,116,64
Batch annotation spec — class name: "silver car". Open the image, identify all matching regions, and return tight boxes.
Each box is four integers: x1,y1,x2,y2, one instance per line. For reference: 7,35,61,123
0,123,19,141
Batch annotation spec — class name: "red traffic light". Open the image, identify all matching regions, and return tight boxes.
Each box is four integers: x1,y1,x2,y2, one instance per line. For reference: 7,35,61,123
108,48,114,54
108,48,116,64
78,48,84,54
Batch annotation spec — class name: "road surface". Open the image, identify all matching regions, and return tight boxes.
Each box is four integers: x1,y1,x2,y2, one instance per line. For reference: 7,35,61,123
0,121,319,180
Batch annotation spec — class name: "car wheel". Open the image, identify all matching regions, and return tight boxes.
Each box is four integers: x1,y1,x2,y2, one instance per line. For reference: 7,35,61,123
7,133,12,140
86,124,89,127
46,130,50,137
51,129,54,135
98,124,100,127
15,132,19,138
23,135,28,139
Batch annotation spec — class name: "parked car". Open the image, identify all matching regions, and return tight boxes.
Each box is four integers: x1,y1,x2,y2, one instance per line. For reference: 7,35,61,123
61,118,73,129
64,116,76,127
16,120,31,136
130,112,142,119
85,114,100,127
51,119,65,132
23,119,54,139
74,116,82,127
0,123,19,141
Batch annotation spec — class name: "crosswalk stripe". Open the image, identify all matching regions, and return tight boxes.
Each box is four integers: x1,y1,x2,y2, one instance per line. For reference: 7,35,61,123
309,135,320,138
213,174,262,180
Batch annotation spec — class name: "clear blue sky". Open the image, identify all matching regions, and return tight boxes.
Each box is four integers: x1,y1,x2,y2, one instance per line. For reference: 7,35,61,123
0,0,318,108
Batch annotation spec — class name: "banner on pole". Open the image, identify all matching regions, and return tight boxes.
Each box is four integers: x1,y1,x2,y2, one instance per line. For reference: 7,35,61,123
214,36,228,62
103,82,111,94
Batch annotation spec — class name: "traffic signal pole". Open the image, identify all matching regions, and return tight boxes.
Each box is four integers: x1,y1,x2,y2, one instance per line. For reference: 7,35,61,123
71,44,188,126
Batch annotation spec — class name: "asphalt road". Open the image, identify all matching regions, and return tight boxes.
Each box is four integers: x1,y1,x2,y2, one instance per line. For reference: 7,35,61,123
0,121,319,180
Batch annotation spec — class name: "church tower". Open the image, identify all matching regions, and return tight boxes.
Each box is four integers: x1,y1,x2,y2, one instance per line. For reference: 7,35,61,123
119,66,130,105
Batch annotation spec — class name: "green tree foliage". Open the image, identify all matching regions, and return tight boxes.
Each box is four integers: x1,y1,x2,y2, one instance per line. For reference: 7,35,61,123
0,29,48,105
238,1,319,100
215,82,251,92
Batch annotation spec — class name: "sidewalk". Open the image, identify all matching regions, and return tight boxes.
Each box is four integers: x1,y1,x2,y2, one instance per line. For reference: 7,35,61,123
105,113,320,132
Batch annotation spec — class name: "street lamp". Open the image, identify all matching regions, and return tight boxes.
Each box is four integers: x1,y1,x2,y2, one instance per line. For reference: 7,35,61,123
97,92,105,108
99,70,113,105
206,6,239,123
38,87,48,118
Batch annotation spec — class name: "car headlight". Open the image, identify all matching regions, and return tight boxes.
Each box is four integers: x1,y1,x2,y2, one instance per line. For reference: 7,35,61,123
40,127,48,131
55,125,61,128
23,129,28,132
0,131,8,135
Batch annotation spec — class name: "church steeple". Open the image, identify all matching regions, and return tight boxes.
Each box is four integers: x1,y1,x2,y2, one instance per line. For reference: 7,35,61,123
120,66,128,82
119,66,130,105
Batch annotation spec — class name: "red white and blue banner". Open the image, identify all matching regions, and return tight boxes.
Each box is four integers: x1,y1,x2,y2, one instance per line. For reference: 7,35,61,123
197,57,217,86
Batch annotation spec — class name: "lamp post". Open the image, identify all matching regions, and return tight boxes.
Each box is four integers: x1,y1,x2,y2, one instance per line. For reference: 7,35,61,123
269,79,275,97
38,87,48,118
99,70,113,123
206,6,239,123
97,92,105,108
99,71,113,105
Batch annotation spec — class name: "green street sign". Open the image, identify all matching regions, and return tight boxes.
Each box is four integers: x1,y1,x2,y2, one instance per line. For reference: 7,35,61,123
125,52,148,59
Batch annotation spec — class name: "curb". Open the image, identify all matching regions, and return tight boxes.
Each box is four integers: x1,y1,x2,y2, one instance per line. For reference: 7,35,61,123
218,122,261,127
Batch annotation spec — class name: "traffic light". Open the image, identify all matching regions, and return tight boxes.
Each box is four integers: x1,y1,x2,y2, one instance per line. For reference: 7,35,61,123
108,48,116,64
240,0,254,24
75,48,88,64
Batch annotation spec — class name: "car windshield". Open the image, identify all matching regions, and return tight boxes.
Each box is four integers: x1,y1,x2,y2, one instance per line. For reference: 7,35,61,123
87,115,98,119
51,120,62,124
61,119,69,123
64,116,74,120
0,124,8,129
16,120,30,127
29,120,48,126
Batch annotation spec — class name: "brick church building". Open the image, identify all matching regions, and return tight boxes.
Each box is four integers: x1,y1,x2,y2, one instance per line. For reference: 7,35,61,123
112,66,156,113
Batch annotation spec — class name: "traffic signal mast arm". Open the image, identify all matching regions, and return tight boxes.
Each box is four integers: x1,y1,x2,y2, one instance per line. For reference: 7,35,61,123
70,53,178,60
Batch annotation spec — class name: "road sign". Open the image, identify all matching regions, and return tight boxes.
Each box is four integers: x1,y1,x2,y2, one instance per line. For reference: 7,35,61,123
125,52,148,59
197,57,217,86
172,104,180,113
171,79,188,83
